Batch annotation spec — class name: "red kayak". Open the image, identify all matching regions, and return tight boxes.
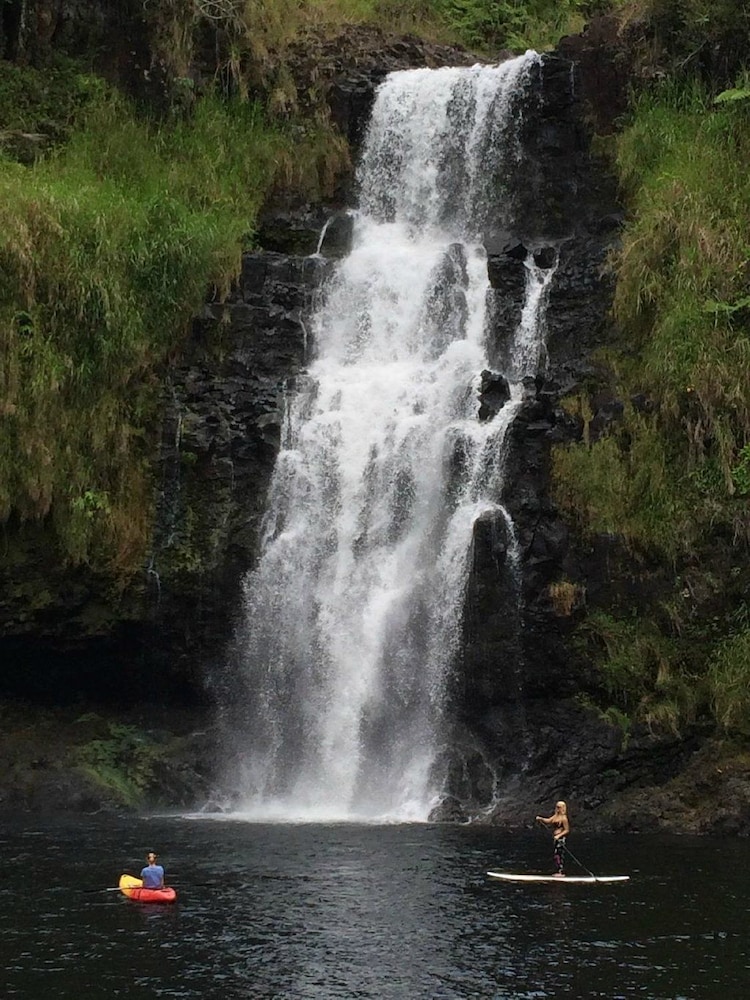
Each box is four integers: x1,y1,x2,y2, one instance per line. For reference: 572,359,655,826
119,874,177,903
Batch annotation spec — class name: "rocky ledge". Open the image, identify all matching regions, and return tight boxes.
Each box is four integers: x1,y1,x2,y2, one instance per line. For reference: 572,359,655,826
0,701,214,815
2,697,748,837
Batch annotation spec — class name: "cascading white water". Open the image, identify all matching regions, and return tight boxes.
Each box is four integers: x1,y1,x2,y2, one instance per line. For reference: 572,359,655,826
224,51,555,822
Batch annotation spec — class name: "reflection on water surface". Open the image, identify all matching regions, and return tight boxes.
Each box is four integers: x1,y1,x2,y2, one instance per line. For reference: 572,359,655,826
0,815,745,999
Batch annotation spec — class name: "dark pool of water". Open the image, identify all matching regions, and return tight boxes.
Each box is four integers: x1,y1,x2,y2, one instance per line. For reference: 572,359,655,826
0,814,746,998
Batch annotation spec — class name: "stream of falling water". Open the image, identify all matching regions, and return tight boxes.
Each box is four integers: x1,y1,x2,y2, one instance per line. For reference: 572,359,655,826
221,52,556,821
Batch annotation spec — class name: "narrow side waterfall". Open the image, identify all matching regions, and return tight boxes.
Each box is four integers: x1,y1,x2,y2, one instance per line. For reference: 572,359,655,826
222,51,556,821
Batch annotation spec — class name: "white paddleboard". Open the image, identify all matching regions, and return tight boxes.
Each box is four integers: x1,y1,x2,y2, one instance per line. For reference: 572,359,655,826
487,871,629,884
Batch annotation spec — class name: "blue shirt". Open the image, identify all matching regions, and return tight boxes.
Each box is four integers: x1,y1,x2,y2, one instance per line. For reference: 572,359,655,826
141,863,165,888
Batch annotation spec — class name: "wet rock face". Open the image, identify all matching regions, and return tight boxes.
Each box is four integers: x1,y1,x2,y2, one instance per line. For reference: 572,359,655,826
257,208,355,259
450,50,624,813
478,371,511,422
145,252,330,690
0,252,327,705
469,51,621,682
289,25,481,157
455,700,707,830
557,16,636,136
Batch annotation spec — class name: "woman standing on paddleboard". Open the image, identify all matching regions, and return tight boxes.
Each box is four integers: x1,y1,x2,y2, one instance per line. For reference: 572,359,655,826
535,801,570,877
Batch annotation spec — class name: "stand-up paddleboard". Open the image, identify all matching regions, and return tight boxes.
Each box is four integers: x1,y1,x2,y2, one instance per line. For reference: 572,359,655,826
487,871,629,884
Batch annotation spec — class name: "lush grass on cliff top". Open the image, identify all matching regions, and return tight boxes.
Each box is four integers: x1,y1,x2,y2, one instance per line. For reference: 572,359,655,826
0,72,345,573
554,80,750,560
144,0,591,61
553,77,750,735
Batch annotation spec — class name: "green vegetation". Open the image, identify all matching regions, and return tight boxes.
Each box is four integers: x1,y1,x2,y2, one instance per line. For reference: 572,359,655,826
0,69,346,574
0,703,204,810
555,81,750,562
73,716,191,807
434,0,589,51
709,629,750,735
577,611,704,735
552,6,750,737
74,720,164,806
144,0,594,71
577,603,750,739
553,400,688,562
628,0,750,81
0,57,90,156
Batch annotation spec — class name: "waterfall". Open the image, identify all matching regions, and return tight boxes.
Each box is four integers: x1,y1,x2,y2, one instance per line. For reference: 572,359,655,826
222,51,555,822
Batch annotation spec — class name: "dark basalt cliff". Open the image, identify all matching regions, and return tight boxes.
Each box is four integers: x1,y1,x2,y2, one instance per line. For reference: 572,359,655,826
2,8,747,831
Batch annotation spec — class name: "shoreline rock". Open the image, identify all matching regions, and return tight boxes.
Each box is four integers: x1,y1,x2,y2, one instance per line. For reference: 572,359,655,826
2,697,748,836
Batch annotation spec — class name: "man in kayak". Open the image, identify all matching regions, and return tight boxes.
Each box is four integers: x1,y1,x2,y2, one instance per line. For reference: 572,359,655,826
141,851,165,889
535,801,570,877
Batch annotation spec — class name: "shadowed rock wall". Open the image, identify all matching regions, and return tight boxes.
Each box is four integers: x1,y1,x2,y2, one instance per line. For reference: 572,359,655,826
0,252,324,704
448,51,626,821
